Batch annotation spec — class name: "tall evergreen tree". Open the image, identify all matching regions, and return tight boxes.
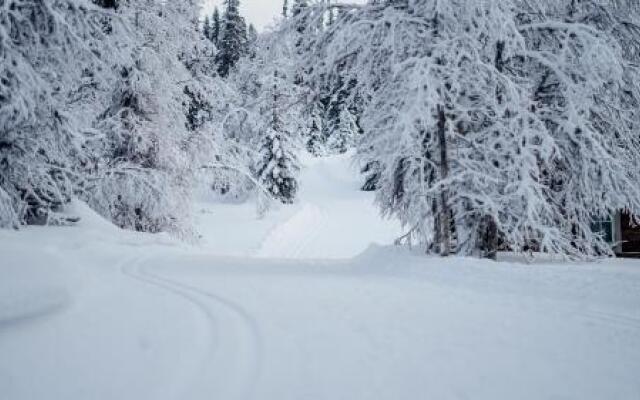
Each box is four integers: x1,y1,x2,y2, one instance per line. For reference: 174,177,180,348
211,7,222,45
327,0,334,25
305,102,326,155
203,15,212,42
256,70,300,204
217,0,248,77
228,28,303,205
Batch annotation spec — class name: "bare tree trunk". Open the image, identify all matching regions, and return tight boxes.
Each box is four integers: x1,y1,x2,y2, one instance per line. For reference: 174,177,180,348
480,215,499,260
437,104,451,256
431,199,441,254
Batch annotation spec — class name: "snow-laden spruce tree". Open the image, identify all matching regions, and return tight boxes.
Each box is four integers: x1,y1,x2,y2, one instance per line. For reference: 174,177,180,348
255,70,300,204
248,35,302,205
0,0,118,227
212,7,222,46
295,0,640,259
203,14,212,42
217,0,248,77
206,29,304,207
305,102,327,155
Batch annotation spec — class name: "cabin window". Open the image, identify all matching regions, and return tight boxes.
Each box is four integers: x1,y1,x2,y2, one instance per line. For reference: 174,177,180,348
591,217,613,243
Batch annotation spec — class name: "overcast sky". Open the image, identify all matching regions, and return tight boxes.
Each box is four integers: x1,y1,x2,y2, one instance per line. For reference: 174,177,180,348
201,0,284,32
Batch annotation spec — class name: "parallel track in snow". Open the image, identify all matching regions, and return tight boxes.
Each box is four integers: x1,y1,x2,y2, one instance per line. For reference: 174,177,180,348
256,204,329,259
120,255,263,400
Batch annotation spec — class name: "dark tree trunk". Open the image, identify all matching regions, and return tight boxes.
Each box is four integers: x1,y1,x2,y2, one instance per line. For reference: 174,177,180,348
479,215,499,260
437,104,451,256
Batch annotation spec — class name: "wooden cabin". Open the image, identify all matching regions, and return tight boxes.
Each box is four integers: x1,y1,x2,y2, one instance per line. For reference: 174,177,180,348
615,212,640,256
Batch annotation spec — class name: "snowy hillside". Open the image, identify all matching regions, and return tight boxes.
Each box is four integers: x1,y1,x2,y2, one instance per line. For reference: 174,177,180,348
1,155,639,400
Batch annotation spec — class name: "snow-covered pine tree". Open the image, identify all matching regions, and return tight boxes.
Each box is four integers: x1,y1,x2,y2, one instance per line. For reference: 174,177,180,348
217,0,248,77
305,101,327,155
204,28,303,205
232,32,303,205
182,8,219,135
325,0,335,25
203,15,212,42
256,70,300,204
211,7,222,46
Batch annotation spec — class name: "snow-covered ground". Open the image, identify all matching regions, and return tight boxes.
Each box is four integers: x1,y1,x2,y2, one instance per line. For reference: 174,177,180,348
194,153,403,258
1,154,640,400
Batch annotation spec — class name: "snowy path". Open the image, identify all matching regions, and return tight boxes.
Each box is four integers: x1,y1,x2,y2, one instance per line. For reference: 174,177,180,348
1,155,640,399
256,154,402,259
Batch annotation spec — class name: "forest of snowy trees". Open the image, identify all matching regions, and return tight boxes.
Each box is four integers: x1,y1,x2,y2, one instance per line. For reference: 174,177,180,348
2,0,640,259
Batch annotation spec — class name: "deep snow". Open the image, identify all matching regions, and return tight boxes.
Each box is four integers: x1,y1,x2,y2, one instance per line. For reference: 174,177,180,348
1,154,640,400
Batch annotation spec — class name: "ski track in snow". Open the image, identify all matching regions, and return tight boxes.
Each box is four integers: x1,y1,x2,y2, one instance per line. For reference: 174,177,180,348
121,255,262,400
256,204,329,259
0,250,72,330
0,289,70,329
579,309,640,331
